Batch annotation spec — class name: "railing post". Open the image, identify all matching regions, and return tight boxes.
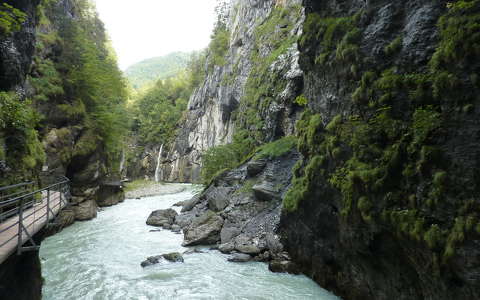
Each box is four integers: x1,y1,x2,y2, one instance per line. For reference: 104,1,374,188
46,188,50,221
17,197,24,255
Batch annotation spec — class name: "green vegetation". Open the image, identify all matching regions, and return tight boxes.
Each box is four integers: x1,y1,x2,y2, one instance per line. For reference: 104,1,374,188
0,92,45,179
208,25,230,70
283,0,480,264
130,50,209,147
200,130,255,184
254,136,298,160
0,3,27,37
300,10,363,68
236,4,303,141
294,95,308,106
125,52,192,90
130,74,190,145
0,0,129,183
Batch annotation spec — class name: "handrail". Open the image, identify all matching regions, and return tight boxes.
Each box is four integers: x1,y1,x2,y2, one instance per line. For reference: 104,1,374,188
0,181,34,192
0,179,68,208
0,177,71,259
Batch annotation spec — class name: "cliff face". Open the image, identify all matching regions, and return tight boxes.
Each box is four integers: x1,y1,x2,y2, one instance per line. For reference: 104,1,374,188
159,0,304,183
173,0,480,298
279,0,480,299
1,0,125,297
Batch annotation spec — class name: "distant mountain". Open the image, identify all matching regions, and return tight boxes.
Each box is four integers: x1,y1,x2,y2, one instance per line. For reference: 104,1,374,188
125,52,191,89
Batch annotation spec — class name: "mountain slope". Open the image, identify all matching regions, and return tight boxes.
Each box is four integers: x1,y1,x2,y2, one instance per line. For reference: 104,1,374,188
124,52,191,89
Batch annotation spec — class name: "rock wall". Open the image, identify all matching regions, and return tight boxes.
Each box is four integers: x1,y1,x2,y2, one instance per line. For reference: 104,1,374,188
279,0,480,299
31,0,125,220
0,246,43,300
159,0,304,183
0,1,125,297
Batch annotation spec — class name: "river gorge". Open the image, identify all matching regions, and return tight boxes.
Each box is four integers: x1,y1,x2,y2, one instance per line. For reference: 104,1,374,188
40,185,339,300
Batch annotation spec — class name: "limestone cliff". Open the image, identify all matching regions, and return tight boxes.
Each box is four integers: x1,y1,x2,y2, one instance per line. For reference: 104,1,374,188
158,0,305,183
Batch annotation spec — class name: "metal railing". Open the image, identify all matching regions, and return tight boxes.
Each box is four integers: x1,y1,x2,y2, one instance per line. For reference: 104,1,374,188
0,177,70,255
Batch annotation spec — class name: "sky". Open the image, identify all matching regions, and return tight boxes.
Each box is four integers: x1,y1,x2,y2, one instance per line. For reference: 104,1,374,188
94,0,218,70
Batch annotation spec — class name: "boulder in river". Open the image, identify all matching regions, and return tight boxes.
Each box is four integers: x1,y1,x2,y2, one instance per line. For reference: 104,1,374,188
141,255,163,268
162,252,184,263
228,253,252,263
146,208,178,227
218,242,235,254
183,211,224,246
171,224,182,233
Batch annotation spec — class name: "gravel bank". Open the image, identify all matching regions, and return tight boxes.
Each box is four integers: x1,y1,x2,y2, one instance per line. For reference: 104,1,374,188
125,183,191,199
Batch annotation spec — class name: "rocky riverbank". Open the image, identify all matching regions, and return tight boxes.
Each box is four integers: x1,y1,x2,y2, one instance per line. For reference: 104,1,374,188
146,150,302,273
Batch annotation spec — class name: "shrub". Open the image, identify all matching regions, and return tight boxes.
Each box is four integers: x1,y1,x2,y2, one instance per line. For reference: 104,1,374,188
0,3,27,36
200,130,255,184
255,136,298,160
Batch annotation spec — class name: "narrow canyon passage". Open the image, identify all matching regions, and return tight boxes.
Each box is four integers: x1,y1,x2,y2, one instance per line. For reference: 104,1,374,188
40,185,339,300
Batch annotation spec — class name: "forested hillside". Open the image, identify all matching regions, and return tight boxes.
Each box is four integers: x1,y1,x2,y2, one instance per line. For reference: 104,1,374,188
0,0,127,216
124,52,191,90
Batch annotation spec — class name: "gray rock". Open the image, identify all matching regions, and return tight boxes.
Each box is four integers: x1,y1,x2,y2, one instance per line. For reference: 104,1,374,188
234,235,262,255
228,253,252,263
246,159,267,177
218,242,235,254
173,200,186,207
141,255,163,267
171,224,181,233
175,211,195,228
183,211,224,246
253,251,271,262
236,244,262,255
266,233,283,254
207,187,230,212
181,195,201,212
252,181,280,201
162,252,184,263
268,260,301,275
146,208,178,227
220,225,241,244
73,200,97,221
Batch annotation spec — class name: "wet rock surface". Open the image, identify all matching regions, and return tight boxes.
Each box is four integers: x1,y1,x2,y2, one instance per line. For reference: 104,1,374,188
140,252,184,267
140,255,163,268
228,253,252,263
162,252,184,263
146,209,178,227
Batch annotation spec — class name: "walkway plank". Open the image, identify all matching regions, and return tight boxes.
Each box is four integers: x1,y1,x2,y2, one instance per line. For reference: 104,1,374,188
0,191,65,264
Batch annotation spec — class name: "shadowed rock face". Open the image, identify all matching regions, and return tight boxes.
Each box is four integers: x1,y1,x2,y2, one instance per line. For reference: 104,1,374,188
279,1,480,299
0,0,40,92
0,247,42,300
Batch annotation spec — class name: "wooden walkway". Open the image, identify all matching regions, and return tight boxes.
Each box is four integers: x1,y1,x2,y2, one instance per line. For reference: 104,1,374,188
0,182,69,264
